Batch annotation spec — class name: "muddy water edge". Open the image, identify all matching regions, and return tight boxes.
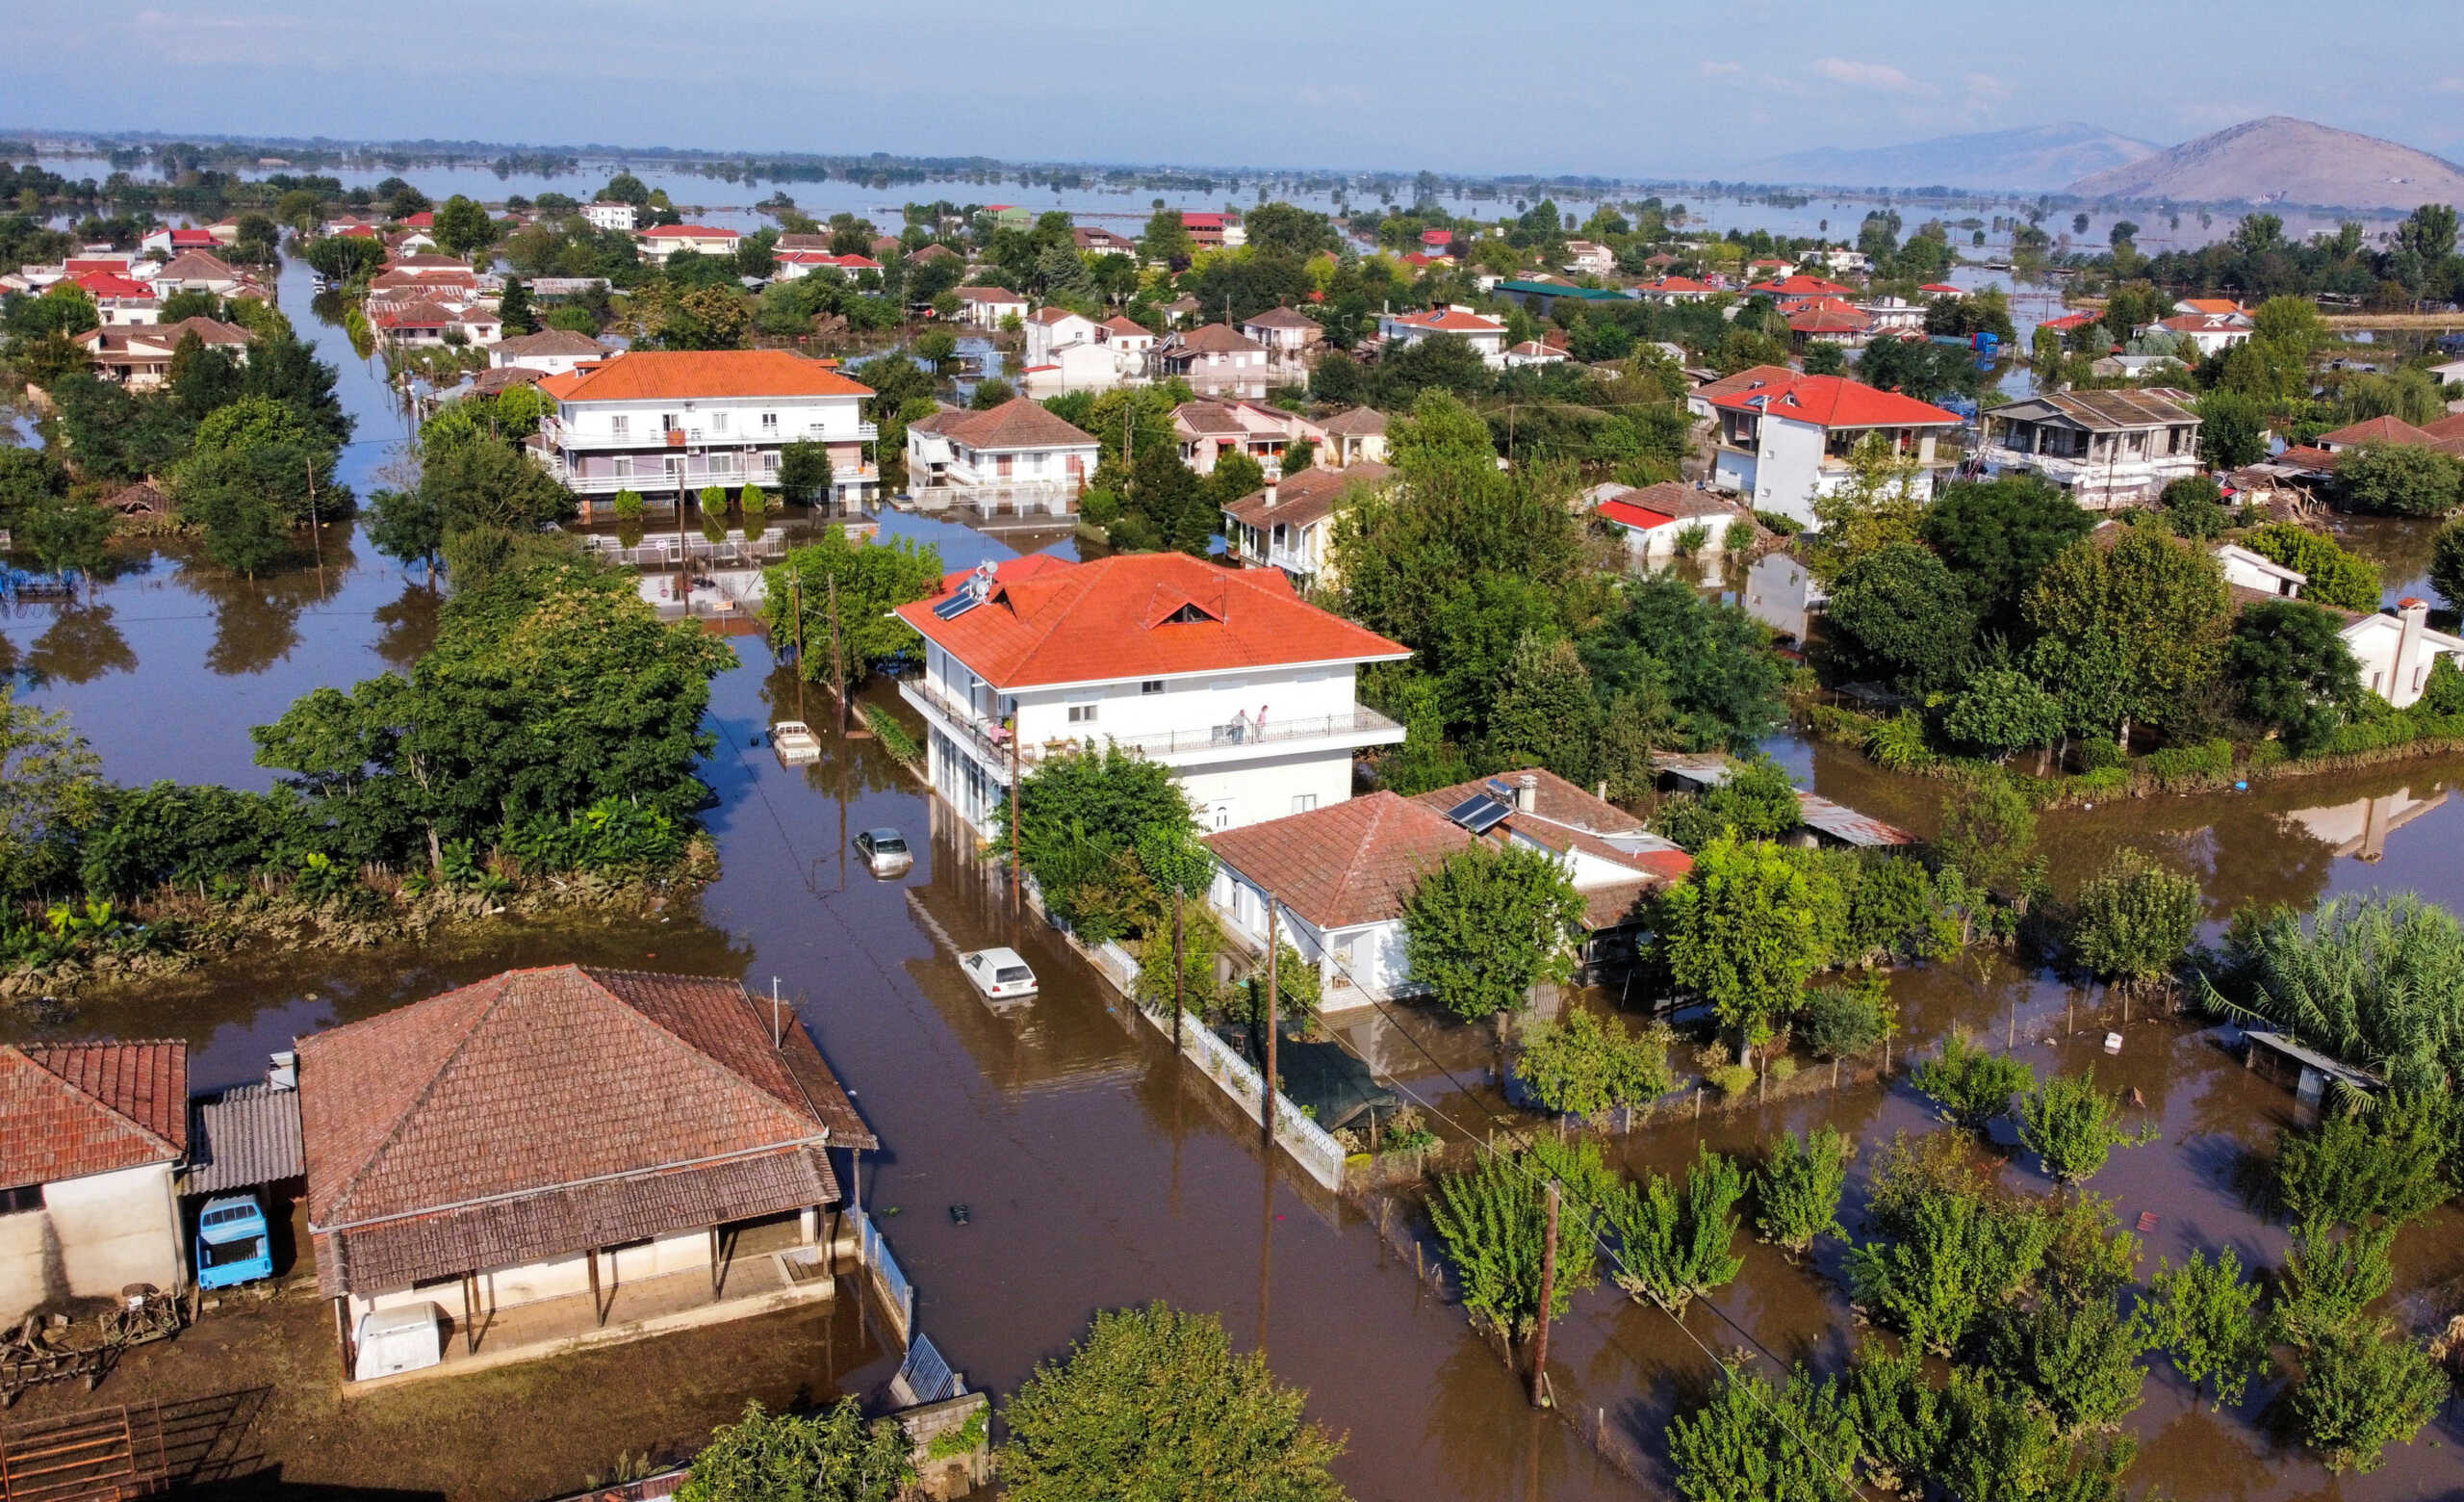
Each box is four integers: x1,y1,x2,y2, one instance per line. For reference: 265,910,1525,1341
2,255,2461,1499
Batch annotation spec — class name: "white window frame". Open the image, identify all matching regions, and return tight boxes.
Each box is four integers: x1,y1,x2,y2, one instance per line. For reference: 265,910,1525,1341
711,411,729,434
761,411,780,433
1291,793,1318,815
1140,680,1166,695
1067,703,1099,725
610,414,630,437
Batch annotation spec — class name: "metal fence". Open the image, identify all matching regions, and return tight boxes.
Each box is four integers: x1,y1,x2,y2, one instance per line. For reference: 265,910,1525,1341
1168,1008,1348,1191
852,1207,915,1345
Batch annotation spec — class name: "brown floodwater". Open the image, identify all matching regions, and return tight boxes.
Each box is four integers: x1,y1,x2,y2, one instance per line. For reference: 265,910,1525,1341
8,257,2464,1496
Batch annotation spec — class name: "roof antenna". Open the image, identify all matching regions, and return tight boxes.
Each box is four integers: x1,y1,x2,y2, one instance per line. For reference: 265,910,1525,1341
771,976,783,1049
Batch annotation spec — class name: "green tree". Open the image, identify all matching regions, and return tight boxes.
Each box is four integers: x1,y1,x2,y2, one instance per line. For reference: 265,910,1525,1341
1512,1007,1673,1119
2226,599,2362,753
2157,475,2227,540
2016,1070,2153,1185
1652,753,1802,853
1980,1293,2150,1437
2273,1097,2452,1229
2241,522,2383,612
2200,893,2464,1097
430,194,496,259
2338,441,2464,517
912,327,958,371
16,491,112,583
498,274,536,336
1824,543,1980,692
1605,1144,1746,1313
2145,1248,2269,1405
1659,835,1825,1064
1480,632,1604,784
0,689,108,902
304,234,386,283
2024,528,2229,745
675,1399,911,1502
1810,433,1927,573
998,1304,1348,1502
1428,1138,1615,1339
1847,1172,2056,1355
1754,1126,1855,1256
1918,477,2093,632
1797,971,1896,1063
2285,1318,2449,1474
1942,671,2064,765
778,441,833,506
1913,1030,2035,1133
1578,575,1786,753
2068,848,2198,992
2195,388,2269,470
1142,209,1193,263
2431,516,2464,613
1401,842,1585,1022
1669,1362,1865,1502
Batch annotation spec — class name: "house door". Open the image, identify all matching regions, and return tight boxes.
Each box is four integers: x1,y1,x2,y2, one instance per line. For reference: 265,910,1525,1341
997,453,1014,479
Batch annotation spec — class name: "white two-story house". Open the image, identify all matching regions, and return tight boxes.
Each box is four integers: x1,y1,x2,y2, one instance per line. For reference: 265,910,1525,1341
904,398,1101,493
1707,372,1964,530
529,350,879,513
894,552,1410,840
1978,388,2202,509
1376,306,1508,368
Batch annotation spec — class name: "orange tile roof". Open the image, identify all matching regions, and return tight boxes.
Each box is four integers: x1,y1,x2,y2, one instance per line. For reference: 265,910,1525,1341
548,350,873,401
2319,415,2432,448
641,224,740,239
897,551,1409,688
1749,274,1856,298
1710,373,1961,429
1389,307,1502,334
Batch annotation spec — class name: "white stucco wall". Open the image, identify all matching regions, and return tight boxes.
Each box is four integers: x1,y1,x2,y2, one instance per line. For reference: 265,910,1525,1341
0,1162,184,1320
355,1224,741,1321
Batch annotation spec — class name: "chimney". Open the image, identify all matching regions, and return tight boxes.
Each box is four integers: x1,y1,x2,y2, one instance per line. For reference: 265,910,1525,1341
1263,481,1278,509
1515,774,1538,814
268,1050,297,1091
2396,598,2429,700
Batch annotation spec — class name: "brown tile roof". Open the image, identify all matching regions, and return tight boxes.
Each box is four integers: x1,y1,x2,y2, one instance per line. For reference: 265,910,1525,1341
956,284,1027,304
1319,406,1388,436
1411,767,1646,840
1100,315,1152,336
0,1042,188,1185
153,249,245,282
298,966,868,1292
1598,480,1748,522
1242,306,1322,330
1207,792,1474,930
2419,412,2464,442
1221,461,1393,530
1166,323,1267,356
917,396,1098,453
491,328,608,359
896,550,1409,687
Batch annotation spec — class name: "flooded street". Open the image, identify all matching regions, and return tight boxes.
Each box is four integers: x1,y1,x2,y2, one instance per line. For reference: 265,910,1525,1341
8,256,2464,1499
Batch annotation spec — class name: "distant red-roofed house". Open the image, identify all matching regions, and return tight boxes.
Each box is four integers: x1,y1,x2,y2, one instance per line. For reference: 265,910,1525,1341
1179,211,1245,248
894,551,1408,838
1377,305,1507,367
1707,372,1964,527
1398,250,1454,270
73,270,162,324
2137,310,2251,358
1421,228,1453,247
1204,769,1690,1006
1747,273,1856,299
2316,415,2434,453
1157,322,1270,376
72,316,253,388
1919,282,1964,297
904,396,1100,493
772,250,882,282
0,1041,190,1320
1071,225,1138,256
395,210,436,231
952,284,1029,330
1784,298,1875,346
1637,275,1716,306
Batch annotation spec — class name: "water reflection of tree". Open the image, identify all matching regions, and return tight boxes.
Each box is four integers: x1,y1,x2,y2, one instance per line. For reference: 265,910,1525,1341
1426,1335,1580,1501
23,605,138,684
187,544,355,677
371,588,439,669
2125,1399,2271,1502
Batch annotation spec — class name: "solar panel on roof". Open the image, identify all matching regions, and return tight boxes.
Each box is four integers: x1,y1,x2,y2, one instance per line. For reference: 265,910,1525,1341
932,590,981,621
1446,795,1509,835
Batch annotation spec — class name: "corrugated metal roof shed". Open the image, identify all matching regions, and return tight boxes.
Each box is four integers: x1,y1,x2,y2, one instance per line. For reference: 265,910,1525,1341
181,1082,305,1195
1793,793,1919,849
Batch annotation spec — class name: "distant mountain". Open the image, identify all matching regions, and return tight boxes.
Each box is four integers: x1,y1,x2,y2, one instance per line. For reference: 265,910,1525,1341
2065,116,2464,210
1745,123,2159,193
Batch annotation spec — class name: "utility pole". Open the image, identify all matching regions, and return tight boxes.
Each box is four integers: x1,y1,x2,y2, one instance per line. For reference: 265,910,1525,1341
1171,888,1186,1049
789,570,808,723
1531,1178,1560,1409
826,572,848,735
1263,895,1279,1148
305,454,324,588
675,471,692,616
1008,715,1021,913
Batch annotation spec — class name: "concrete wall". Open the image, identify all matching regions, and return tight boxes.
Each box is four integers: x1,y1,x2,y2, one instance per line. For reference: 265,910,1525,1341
0,1162,184,1321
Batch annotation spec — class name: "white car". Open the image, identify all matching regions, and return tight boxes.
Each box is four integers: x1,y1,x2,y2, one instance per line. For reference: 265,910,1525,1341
960,946,1038,1000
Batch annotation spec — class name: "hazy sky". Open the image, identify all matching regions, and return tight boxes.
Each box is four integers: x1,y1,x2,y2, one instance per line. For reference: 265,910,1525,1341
6,0,2462,175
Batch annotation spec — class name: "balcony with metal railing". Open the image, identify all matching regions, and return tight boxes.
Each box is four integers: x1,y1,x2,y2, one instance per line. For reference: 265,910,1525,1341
898,677,1403,782
544,419,878,451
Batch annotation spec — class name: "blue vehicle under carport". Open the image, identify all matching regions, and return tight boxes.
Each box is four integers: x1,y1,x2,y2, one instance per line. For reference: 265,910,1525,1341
194,1195,272,1290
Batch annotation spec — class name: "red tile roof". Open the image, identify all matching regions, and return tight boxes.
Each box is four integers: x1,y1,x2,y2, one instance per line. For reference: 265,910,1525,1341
541,349,872,402
1645,276,1714,294
298,966,869,1293
1206,791,1473,929
957,285,1027,303
1748,274,1855,298
898,551,1410,688
935,552,1075,595
73,272,155,298
0,1042,188,1185
641,224,740,240
2420,412,2464,442
909,396,1097,452
2040,310,2102,331
169,228,216,246
1710,373,1961,429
